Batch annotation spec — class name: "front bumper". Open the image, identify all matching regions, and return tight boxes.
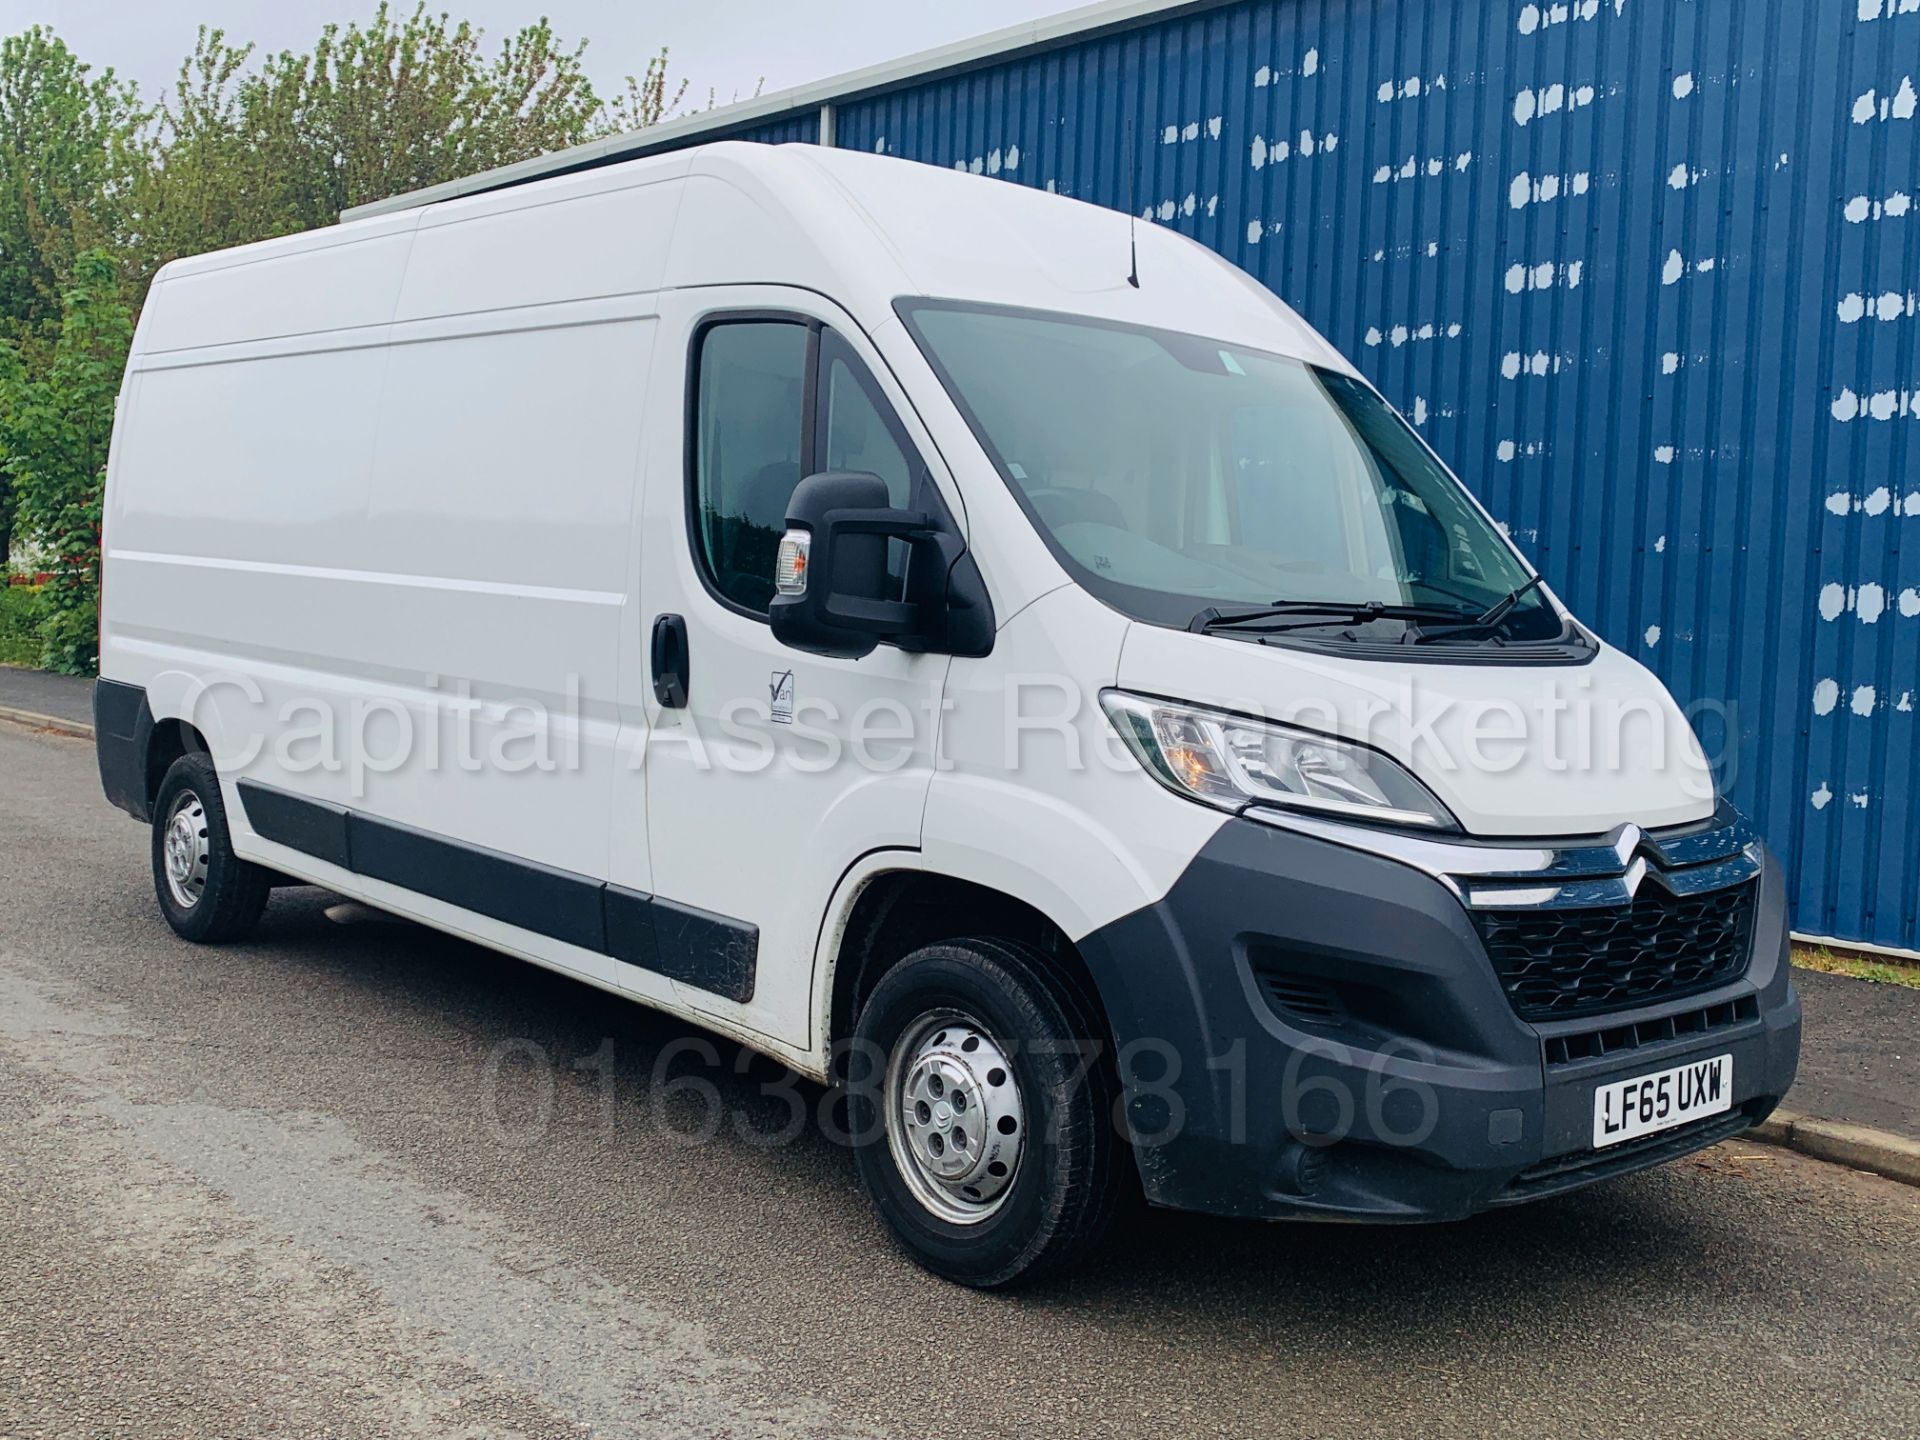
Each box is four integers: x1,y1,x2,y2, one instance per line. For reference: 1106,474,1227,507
1074,809,1802,1221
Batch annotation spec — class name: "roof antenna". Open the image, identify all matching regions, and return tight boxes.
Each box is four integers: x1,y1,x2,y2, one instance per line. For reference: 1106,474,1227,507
1124,118,1141,289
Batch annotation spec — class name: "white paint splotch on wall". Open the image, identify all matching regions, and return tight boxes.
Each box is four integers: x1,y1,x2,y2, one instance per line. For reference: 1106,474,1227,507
1836,289,1920,322
1377,74,1446,102
1372,152,1474,183
1510,170,1592,207
1844,191,1913,222
1808,678,1884,720
1817,582,1904,622
1859,0,1920,19
1512,83,1598,125
1162,117,1225,145
1824,485,1920,515
1144,192,1218,222
1501,350,1572,378
1852,77,1919,124
1517,1,1607,34
1662,249,1717,283
1252,131,1339,169
1369,239,1444,264
951,146,1021,176
1496,438,1547,462
1830,386,1920,422
1364,322,1464,348
1505,259,1585,292
1252,48,1318,88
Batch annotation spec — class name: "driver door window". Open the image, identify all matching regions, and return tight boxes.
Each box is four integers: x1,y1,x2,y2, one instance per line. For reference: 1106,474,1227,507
691,318,919,615
692,320,810,614
819,334,914,505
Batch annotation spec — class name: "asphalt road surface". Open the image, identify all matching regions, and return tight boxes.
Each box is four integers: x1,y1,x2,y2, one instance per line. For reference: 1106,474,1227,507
2,723,1916,1440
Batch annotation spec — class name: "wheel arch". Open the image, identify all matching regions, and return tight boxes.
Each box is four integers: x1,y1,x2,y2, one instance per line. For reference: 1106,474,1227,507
814,860,1118,1079
144,716,210,814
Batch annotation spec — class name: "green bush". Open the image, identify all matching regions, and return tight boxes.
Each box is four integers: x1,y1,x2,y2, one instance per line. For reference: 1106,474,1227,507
0,583,39,666
0,251,125,675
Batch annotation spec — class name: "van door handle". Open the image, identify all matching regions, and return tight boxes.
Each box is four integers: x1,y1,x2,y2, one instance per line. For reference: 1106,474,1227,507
650,613,690,708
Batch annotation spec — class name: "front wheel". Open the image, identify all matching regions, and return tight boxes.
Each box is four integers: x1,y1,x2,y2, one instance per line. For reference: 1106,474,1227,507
849,937,1126,1288
151,753,272,943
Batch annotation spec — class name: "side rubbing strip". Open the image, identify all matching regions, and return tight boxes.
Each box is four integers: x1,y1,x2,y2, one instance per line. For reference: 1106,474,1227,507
650,896,759,1004
231,781,756,1003
348,811,607,955
236,780,351,870
603,884,662,973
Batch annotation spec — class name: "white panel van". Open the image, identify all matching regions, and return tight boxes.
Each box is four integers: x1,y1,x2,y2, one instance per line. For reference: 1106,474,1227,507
95,142,1800,1286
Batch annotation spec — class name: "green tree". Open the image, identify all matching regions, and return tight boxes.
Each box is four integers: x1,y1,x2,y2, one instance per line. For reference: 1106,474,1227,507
0,27,147,564
0,251,130,673
597,49,691,137
0,28,147,353
127,4,683,282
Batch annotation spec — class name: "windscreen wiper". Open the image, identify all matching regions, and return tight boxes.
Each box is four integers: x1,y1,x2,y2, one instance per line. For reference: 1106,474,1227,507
1409,574,1549,643
1474,574,1547,628
1191,600,1476,635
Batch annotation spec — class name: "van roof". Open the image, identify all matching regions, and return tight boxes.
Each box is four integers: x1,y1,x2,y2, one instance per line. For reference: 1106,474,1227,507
692,143,1340,361
155,142,1344,368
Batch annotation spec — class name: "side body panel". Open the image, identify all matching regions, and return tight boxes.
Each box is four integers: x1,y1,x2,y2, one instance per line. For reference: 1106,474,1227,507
924,587,1226,943
103,171,688,1006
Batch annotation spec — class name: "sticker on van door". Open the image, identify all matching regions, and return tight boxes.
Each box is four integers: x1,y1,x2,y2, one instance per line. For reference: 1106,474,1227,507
769,669,795,725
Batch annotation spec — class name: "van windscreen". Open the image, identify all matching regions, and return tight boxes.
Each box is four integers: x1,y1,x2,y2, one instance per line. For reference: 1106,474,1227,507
899,300,1565,648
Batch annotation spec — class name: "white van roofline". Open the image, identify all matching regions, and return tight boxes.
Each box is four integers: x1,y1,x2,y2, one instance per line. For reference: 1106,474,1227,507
341,0,1231,223
154,143,1351,371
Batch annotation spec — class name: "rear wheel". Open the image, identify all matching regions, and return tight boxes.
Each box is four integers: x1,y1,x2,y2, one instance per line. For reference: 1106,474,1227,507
849,937,1125,1288
151,753,271,943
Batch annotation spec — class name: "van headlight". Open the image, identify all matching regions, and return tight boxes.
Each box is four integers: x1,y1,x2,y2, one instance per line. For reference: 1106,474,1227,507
1099,690,1459,831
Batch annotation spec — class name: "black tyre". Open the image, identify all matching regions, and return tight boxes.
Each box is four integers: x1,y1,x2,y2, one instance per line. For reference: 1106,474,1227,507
151,752,272,943
849,937,1126,1288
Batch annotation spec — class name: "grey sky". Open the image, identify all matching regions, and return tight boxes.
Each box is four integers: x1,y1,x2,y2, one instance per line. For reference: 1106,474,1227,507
3,1,1080,113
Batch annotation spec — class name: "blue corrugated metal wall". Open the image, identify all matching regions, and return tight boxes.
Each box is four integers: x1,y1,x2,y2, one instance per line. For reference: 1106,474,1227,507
695,0,1920,951
727,113,821,146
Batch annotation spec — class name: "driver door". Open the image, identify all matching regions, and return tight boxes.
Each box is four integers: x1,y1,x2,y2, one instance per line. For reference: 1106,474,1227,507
620,287,959,1050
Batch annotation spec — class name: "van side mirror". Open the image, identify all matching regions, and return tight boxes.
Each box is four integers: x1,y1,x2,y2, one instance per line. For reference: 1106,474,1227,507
769,470,995,660
769,471,924,659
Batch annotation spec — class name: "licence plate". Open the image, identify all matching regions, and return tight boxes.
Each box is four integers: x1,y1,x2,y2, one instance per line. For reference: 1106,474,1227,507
1591,1053,1732,1149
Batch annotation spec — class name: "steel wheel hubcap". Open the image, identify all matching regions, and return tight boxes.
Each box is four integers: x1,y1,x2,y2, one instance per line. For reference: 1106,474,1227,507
162,791,210,909
885,1009,1026,1224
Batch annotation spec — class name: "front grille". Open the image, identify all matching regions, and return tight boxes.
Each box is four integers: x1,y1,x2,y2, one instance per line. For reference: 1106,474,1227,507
1543,995,1759,1068
1475,879,1757,1021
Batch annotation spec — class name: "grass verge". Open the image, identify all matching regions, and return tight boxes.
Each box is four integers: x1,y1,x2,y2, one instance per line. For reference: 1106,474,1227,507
1793,944,1920,990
